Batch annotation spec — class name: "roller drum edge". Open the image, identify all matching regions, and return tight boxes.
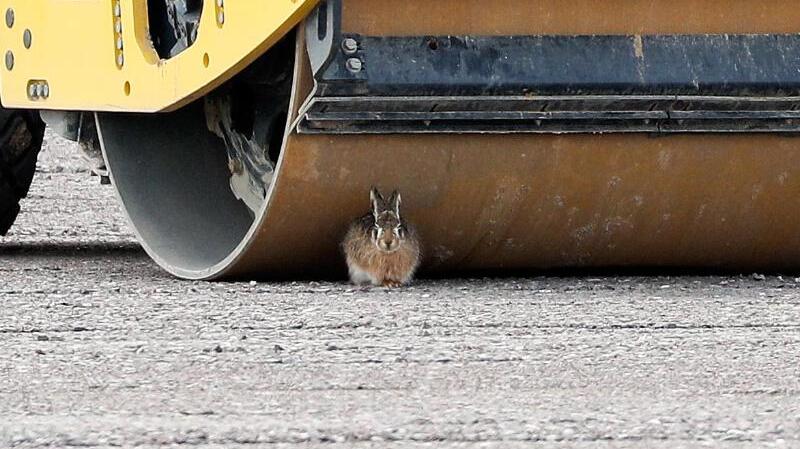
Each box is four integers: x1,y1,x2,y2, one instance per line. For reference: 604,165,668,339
97,31,800,280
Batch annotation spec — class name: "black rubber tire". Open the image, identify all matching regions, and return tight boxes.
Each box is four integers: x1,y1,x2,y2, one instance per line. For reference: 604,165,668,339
0,108,45,236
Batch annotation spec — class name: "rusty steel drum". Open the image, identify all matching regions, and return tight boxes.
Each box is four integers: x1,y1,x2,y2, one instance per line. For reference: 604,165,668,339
98,1,800,279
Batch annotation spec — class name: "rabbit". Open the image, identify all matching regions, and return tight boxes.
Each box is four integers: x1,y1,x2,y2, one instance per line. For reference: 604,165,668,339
342,188,421,288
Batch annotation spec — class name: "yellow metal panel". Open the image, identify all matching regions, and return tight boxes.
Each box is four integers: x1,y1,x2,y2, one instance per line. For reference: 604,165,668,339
0,0,318,112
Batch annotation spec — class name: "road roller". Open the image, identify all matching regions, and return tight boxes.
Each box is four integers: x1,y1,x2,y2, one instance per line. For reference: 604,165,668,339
2,0,800,279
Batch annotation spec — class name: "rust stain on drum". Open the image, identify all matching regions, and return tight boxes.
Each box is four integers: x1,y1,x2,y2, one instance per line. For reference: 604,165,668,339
224,2,800,277
240,131,800,276
342,0,800,35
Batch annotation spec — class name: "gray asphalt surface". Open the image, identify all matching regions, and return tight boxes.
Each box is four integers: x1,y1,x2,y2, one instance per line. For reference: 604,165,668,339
1,132,799,448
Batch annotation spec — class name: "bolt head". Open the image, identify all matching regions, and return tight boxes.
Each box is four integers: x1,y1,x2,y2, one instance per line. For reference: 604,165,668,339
28,84,37,98
4,51,13,70
23,29,31,49
5,8,13,28
113,2,121,17
345,57,363,73
116,54,124,67
41,83,49,98
342,38,358,55
115,19,122,33
35,83,44,97
217,11,225,24
216,0,224,7
116,37,124,50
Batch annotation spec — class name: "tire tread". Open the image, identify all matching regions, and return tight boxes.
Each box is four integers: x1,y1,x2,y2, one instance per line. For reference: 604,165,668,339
0,110,44,236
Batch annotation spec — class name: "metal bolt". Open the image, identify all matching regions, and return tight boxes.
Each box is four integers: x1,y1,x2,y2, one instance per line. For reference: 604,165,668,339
5,8,13,28
4,51,13,70
28,84,37,98
116,54,124,67
41,83,49,98
115,19,122,34
113,1,121,17
341,38,358,55
116,37,124,50
23,29,31,49
216,0,224,7
345,57,363,73
34,83,44,98
217,11,224,24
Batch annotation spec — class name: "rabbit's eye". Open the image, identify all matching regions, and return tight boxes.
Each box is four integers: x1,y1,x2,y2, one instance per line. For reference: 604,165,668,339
395,226,405,238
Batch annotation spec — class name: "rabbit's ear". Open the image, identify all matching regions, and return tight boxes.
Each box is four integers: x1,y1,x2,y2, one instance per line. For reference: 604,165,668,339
370,188,384,216
390,190,402,217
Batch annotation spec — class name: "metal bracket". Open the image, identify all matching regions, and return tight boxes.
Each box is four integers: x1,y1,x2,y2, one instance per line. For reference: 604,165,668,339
298,33,800,134
304,0,342,78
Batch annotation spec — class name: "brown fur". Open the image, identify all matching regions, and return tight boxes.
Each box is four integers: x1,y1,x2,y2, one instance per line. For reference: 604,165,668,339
342,189,421,287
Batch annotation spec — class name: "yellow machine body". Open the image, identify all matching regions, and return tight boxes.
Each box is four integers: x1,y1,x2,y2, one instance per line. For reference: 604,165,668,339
0,0,318,112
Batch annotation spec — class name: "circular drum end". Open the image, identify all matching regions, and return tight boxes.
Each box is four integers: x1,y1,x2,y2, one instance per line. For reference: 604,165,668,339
97,103,257,279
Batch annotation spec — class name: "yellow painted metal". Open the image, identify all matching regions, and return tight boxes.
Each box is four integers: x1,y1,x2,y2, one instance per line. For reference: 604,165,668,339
0,0,318,112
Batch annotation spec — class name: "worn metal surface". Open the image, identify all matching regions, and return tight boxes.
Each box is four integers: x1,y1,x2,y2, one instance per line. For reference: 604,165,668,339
243,1,800,277
97,1,800,279
299,31,800,133
241,134,800,276
299,95,800,134
233,35,800,277
341,0,800,36
310,34,800,97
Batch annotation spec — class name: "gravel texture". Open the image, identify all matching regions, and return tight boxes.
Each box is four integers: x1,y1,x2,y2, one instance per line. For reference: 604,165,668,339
0,131,799,448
